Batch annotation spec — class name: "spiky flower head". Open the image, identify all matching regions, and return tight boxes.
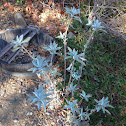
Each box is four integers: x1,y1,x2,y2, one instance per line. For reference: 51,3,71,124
66,47,86,66
80,90,92,102
43,41,61,55
27,85,52,111
63,99,78,114
66,82,78,96
11,34,30,51
95,97,114,114
28,55,48,76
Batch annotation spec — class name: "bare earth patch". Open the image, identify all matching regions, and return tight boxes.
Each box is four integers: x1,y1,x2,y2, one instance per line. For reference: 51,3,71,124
0,69,69,126
0,1,69,126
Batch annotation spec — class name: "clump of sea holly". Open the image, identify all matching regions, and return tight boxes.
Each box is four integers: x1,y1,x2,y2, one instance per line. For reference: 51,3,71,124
56,6,82,85
66,47,86,66
78,107,91,120
95,97,114,114
28,55,48,76
43,41,62,66
80,90,92,102
86,19,105,32
91,20,105,31
27,85,52,111
63,99,78,114
66,82,78,96
43,41,62,55
65,6,82,23
11,34,30,51
71,68,81,80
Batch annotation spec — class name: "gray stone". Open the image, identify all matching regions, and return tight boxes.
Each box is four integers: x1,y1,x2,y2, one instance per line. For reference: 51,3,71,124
0,104,2,108
0,90,6,97
14,13,27,28
26,112,33,116
13,118,19,123
67,32,75,39
6,27,14,30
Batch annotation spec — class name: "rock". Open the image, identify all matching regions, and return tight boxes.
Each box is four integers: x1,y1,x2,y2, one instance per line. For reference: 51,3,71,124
67,32,75,39
31,121,34,124
24,103,28,106
0,104,2,108
51,122,55,125
0,90,6,97
14,13,27,28
6,27,14,30
26,112,33,116
13,118,19,123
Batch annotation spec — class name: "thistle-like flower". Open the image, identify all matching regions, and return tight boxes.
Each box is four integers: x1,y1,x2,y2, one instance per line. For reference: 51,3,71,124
71,70,81,80
27,85,51,111
95,97,114,114
11,34,30,51
91,20,105,31
86,19,105,32
65,6,82,23
67,66,81,80
63,99,78,114
80,90,92,102
78,107,91,120
43,41,61,55
66,82,78,96
28,55,48,75
78,107,85,120
56,31,66,40
65,6,80,17
66,47,86,66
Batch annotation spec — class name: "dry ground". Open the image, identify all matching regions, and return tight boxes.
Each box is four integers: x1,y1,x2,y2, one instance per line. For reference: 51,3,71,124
0,1,69,126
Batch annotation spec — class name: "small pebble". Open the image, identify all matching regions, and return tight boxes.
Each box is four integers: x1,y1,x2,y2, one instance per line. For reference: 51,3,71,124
45,112,50,116
24,103,28,106
31,121,34,124
26,112,33,116
19,90,21,93
0,105,2,108
1,90,6,97
51,122,55,125
67,32,75,39
13,118,19,123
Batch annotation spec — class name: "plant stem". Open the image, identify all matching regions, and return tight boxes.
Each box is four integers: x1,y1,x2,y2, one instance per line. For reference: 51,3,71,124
63,18,72,85
68,60,74,85
83,30,95,58
78,30,95,85
21,46,34,59
64,43,67,85
51,54,53,67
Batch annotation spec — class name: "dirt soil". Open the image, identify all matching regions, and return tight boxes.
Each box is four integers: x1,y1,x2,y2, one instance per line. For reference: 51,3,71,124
0,0,68,37
0,1,70,126
0,69,68,126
